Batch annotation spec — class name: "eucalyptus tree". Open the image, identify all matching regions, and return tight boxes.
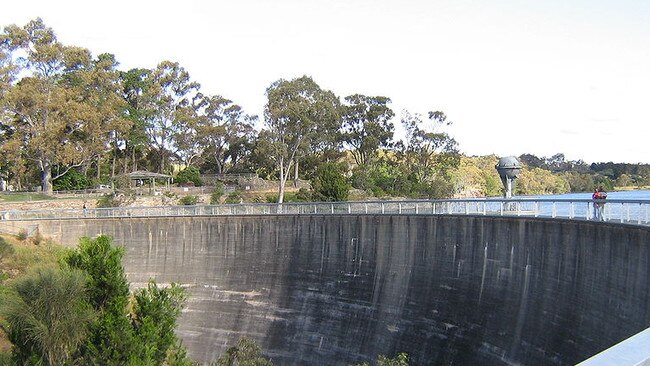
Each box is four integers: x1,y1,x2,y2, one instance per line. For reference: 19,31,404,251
263,75,340,203
142,60,200,173
0,28,17,98
0,19,126,193
340,94,395,166
120,68,152,173
191,94,257,173
61,52,130,181
0,33,16,190
400,110,460,188
2,19,102,193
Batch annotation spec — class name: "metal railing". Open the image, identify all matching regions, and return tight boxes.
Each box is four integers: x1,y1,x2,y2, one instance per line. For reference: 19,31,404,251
1,198,650,226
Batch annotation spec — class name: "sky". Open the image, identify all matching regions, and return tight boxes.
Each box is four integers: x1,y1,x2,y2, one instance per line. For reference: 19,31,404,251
2,0,649,164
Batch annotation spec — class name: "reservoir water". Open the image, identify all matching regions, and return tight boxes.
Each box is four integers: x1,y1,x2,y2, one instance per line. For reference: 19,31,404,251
527,189,650,200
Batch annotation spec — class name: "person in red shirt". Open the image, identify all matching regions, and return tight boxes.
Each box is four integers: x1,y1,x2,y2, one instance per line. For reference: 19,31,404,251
592,187,607,221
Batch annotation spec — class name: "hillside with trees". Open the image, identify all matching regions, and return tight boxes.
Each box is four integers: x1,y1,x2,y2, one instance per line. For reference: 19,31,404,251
1,19,649,202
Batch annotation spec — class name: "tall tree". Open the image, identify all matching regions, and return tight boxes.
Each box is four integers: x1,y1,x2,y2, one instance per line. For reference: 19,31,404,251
0,19,121,193
400,110,460,183
263,75,340,203
61,52,130,182
142,61,200,173
183,93,257,172
120,68,152,173
340,94,395,166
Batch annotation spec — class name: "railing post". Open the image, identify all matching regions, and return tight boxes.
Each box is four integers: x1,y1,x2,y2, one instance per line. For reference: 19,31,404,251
381,202,385,214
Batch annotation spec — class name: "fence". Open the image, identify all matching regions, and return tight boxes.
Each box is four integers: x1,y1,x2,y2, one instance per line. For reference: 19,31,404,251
1,198,650,226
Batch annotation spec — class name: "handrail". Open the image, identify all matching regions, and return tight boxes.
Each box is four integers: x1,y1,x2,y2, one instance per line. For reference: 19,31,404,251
2,198,650,226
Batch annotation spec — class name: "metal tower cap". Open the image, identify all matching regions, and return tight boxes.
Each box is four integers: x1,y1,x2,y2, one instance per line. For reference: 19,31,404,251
495,156,521,179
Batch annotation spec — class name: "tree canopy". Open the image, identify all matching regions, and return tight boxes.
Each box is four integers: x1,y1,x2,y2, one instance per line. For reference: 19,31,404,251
2,18,648,199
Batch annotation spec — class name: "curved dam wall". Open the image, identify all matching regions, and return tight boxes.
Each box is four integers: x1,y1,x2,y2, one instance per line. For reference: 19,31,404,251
16,215,650,365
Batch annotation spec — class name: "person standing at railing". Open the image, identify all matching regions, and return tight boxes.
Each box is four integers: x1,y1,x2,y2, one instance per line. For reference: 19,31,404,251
592,187,607,221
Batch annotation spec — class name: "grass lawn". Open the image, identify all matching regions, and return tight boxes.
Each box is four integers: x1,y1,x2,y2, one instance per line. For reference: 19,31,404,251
0,193,56,202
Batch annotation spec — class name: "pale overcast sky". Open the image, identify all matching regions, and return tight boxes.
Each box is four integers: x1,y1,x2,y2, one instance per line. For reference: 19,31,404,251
2,0,649,163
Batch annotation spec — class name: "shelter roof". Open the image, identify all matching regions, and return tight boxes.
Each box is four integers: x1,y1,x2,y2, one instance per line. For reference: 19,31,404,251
126,171,172,179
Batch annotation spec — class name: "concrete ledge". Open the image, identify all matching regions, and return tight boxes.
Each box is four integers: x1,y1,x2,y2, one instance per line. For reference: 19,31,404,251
576,327,650,366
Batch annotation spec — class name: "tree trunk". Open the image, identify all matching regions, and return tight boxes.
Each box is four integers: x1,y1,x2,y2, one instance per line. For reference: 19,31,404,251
111,153,116,178
131,147,136,173
277,159,286,204
42,162,53,194
293,159,299,188
96,155,101,181
159,150,165,174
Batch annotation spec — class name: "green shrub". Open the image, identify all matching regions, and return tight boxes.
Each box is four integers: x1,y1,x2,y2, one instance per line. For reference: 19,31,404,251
16,229,28,241
311,162,350,202
175,166,203,187
210,183,225,204
52,168,92,191
215,337,273,365
178,195,198,206
224,191,243,204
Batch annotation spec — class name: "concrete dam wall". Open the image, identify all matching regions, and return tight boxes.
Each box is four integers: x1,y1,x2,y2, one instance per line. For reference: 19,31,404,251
19,215,650,365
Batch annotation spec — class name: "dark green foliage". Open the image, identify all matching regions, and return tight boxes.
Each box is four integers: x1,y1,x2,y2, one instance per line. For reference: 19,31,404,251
214,337,273,366
350,161,401,198
52,168,93,191
166,341,198,366
61,235,191,365
224,190,243,204
65,236,129,309
357,352,409,366
1,266,95,366
311,162,350,201
64,236,134,365
132,281,188,365
96,193,117,208
179,195,199,205
210,183,225,204
175,166,203,186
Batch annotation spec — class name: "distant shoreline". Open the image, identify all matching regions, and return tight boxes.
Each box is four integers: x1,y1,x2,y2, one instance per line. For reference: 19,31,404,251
614,186,650,191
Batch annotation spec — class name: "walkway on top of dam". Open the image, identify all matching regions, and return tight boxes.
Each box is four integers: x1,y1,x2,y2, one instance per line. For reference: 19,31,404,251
2,197,650,226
